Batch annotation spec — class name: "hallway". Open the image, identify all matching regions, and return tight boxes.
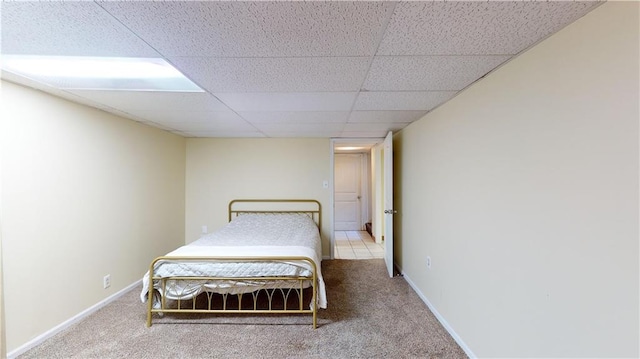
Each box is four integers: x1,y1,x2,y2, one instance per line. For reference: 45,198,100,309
334,231,384,259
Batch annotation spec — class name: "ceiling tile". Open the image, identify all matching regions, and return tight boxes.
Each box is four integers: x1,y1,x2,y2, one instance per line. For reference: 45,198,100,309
99,1,395,57
215,93,357,112
340,131,390,138
363,56,510,91
1,2,159,57
262,131,344,138
169,57,370,93
348,111,427,124
354,91,457,111
377,1,601,56
240,111,349,124
343,123,408,133
67,91,229,113
256,122,344,138
256,122,345,133
128,111,252,129
181,131,266,138
139,122,178,132
144,120,256,133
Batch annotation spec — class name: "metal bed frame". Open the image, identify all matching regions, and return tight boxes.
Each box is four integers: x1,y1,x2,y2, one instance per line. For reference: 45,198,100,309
146,199,322,328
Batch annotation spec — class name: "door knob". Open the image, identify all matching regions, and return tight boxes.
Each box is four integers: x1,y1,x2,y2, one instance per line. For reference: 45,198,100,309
384,209,397,214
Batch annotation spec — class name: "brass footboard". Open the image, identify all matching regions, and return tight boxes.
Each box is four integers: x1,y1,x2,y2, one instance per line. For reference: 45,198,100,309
146,256,318,329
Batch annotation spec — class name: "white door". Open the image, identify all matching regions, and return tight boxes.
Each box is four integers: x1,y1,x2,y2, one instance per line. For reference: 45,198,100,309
334,154,361,231
383,131,395,277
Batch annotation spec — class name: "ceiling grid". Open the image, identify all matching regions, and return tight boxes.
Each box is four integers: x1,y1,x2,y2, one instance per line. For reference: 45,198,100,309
1,1,601,138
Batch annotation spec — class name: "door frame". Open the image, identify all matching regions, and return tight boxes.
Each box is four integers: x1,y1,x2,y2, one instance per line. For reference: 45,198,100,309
330,138,384,259
383,131,394,277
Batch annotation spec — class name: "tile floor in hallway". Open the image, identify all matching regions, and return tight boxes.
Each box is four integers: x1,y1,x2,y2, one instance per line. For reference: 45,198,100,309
334,230,384,259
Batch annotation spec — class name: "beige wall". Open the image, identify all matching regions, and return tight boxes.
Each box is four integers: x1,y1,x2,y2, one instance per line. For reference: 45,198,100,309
1,81,186,353
0,107,5,359
185,138,332,256
394,2,639,357
0,199,5,359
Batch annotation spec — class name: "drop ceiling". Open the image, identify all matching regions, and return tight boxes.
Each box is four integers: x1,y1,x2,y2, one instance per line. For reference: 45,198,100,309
1,1,601,139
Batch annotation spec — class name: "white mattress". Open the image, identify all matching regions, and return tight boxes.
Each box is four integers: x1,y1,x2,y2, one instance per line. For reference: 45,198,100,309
141,213,326,309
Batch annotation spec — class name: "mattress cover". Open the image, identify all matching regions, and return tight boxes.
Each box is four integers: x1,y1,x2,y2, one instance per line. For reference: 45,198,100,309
141,213,326,309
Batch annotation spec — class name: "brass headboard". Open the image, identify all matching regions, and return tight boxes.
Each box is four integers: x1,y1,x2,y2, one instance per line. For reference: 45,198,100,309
228,199,321,230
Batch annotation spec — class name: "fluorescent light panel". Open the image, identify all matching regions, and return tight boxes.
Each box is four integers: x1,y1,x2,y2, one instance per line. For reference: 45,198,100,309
1,55,203,92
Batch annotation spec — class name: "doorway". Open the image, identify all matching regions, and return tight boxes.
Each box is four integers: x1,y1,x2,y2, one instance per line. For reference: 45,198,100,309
332,139,384,259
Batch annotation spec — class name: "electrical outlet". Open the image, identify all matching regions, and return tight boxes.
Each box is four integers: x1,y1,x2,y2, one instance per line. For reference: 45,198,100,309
201,225,208,234
426,256,431,269
103,274,111,289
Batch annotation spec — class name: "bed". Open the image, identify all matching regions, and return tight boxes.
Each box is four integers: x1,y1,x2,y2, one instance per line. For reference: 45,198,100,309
141,199,326,328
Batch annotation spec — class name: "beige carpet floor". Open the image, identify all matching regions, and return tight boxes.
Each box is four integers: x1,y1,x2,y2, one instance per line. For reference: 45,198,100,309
19,259,467,358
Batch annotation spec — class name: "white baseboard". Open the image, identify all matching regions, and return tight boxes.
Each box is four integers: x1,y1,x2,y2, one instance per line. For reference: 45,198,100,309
401,270,476,359
7,279,141,359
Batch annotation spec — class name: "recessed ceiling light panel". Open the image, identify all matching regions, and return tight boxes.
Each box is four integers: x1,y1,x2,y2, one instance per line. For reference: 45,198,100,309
1,55,203,92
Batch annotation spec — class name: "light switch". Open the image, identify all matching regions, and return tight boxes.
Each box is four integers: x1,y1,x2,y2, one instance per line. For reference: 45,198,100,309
201,225,207,234
322,180,329,188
